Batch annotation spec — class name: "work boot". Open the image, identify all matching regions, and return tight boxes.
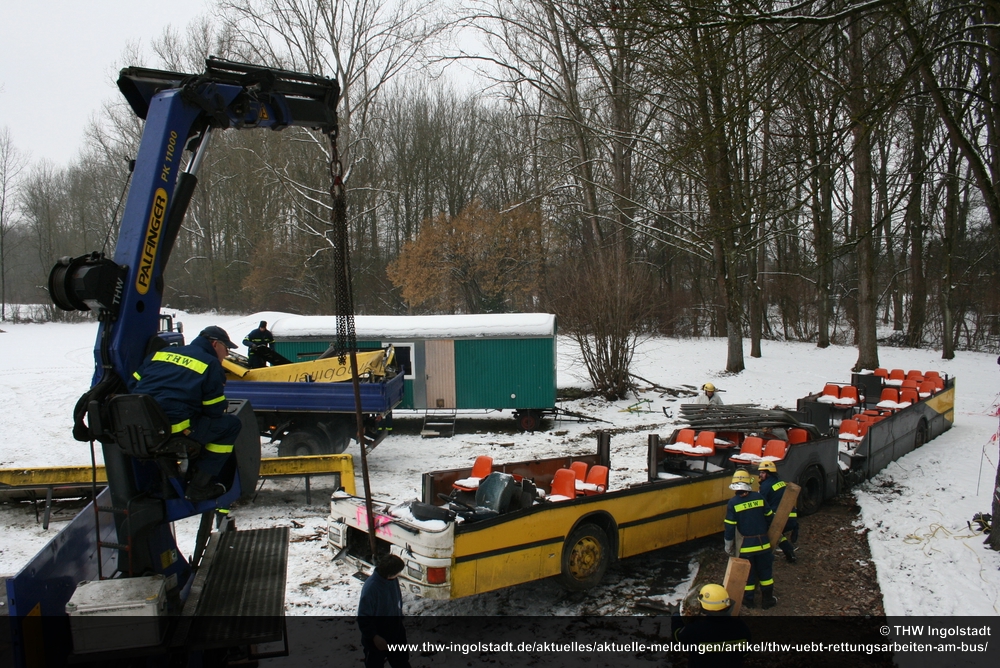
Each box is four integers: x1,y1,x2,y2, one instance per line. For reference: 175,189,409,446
185,471,226,502
761,585,778,610
782,543,797,563
742,595,756,609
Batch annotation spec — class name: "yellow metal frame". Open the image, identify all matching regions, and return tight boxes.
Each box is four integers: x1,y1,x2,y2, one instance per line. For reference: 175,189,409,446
223,348,389,383
0,454,355,495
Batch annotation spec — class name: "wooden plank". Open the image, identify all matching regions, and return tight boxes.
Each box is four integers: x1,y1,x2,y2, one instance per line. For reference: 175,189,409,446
723,557,752,616
767,481,800,551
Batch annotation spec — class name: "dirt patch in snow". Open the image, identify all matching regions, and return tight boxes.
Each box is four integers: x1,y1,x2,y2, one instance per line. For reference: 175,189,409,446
688,492,886,618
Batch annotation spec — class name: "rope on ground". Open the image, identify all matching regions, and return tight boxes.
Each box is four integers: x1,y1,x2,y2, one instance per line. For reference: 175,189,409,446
903,523,982,556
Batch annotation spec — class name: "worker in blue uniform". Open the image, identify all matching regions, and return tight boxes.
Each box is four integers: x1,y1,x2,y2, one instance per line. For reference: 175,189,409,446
672,584,752,667
130,325,241,502
243,320,274,369
758,460,798,563
724,469,777,609
358,554,411,668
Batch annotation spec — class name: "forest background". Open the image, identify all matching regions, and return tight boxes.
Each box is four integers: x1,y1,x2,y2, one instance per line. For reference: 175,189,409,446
1,0,999,397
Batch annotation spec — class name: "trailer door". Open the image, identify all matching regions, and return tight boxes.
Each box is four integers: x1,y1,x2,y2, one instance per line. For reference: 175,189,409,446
425,339,456,408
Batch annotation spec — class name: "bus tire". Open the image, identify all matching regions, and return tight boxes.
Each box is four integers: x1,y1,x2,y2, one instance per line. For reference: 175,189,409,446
797,465,825,516
278,430,323,457
914,418,928,449
557,523,610,591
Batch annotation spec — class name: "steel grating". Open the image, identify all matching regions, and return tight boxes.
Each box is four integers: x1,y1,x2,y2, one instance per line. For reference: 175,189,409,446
186,527,289,649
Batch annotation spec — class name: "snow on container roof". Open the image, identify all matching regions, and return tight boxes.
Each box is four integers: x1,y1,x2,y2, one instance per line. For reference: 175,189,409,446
270,313,556,340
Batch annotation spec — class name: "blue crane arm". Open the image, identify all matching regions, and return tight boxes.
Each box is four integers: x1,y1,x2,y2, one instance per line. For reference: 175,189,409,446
50,58,339,387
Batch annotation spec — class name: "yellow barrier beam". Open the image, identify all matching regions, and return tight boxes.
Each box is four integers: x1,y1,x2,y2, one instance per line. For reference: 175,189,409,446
259,454,356,495
0,454,355,495
0,466,107,487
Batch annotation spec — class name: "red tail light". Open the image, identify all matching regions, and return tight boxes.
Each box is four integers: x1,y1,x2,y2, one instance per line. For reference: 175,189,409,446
427,567,447,584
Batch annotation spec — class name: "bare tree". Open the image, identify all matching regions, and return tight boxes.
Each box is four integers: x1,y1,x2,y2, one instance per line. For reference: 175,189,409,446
219,0,449,310
0,128,27,321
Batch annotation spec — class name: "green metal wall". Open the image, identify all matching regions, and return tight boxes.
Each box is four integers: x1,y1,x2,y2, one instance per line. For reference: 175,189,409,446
454,337,556,410
274,337,555,411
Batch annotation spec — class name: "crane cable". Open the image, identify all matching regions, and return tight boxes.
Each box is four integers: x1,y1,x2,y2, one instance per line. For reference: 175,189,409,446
329,129,377,558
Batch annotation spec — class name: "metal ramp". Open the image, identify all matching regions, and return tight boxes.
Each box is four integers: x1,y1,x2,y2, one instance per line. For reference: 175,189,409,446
178,526,289,654
421,409,457,438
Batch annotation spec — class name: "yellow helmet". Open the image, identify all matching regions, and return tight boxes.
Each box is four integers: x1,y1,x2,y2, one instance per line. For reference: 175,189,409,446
703,383,716,392
730,469,753,491
698,584,732,611
758,460,777,473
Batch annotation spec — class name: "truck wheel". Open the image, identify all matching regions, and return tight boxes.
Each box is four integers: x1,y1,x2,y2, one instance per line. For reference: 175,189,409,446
515,410,542,432
278,430,322,457
914,419,928,449
323,418,354,455
797,465,825,516
557,523,609,591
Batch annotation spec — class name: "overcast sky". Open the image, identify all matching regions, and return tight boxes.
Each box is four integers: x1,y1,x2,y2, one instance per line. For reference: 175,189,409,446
0,0,211,167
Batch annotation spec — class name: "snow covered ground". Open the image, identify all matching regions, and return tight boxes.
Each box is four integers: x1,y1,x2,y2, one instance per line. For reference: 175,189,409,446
1,312,998,620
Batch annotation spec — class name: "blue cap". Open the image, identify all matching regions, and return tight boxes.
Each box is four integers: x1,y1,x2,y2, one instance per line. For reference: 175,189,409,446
199,325,237,349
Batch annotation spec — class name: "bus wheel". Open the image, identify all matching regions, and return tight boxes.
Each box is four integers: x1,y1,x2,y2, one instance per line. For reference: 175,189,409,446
797,465,825,516
278,430,322,457
558,523,609,591
914,419,928,449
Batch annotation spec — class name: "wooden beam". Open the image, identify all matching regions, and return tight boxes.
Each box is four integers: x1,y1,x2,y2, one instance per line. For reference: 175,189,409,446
767,482,800,551
723,557,752,616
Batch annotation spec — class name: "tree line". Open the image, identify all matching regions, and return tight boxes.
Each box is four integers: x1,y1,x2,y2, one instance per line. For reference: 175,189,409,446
1,0,998,383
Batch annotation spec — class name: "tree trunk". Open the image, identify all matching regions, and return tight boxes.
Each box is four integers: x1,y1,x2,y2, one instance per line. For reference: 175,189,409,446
940,148,960,360
905,78,928,347
849,18,879,371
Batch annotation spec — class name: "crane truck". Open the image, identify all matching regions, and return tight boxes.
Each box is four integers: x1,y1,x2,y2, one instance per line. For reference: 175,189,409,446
6,58,354,667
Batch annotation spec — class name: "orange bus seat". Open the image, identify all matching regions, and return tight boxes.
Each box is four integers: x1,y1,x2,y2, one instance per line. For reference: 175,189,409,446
839,419,862,442
730,436,764,463
548,469,577,502
762,439,788,461
788,428,809,445
837,385,859,406
582,465,609,495
818,384,840,404
674,428,696,445
453,455,494,492
877,388,900,409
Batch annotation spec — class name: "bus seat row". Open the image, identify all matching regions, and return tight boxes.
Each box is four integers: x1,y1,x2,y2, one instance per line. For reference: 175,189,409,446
817,384,860,407
548,464,609,501
876,387,917,410
729,437,788,464
873,368,943,387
